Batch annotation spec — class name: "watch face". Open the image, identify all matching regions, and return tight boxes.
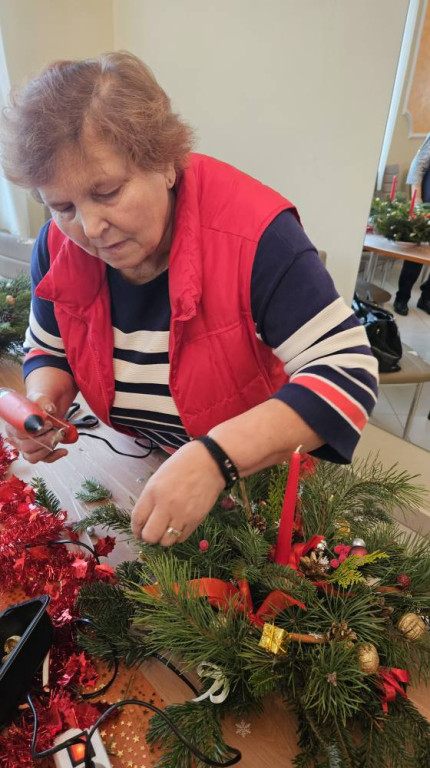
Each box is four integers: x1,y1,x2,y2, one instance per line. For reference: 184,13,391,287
67,733,95,766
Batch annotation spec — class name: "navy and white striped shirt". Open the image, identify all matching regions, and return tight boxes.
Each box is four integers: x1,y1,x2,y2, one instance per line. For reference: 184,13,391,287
23,211,378,463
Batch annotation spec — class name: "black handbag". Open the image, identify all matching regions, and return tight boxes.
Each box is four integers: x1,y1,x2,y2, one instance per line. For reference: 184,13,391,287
352,294,403,373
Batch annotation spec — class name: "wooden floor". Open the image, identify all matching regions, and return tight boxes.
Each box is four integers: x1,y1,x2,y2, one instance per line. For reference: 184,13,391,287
0,359,429,766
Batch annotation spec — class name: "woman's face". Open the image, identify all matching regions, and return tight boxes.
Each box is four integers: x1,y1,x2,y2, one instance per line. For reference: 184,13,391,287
37,136,176,282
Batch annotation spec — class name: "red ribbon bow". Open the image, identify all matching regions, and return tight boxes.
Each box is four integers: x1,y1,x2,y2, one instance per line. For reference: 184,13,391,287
378,667,409,712
144,576,306,627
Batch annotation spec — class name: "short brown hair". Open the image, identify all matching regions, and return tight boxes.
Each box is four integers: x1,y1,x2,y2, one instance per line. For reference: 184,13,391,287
0,51,194,188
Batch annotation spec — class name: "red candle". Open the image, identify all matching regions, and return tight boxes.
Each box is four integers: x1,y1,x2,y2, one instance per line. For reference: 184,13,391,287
389,175,397,201
408,188,417,216
274,446,302,565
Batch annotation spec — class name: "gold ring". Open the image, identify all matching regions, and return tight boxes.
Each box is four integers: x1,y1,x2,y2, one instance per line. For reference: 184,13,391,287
166,526,182,538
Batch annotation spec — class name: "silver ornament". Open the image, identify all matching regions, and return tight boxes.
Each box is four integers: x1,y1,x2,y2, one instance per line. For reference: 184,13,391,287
351,537,366,548
316,540,327,551
86,525,95,536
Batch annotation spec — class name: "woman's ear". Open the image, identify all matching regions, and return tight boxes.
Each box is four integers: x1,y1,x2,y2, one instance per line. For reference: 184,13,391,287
165,164,176,189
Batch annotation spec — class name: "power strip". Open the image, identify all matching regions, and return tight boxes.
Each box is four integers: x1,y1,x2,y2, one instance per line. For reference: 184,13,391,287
53,727,111,768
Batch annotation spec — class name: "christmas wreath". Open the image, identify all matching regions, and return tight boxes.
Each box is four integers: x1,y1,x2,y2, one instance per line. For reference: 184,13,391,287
72,455,430,768
371,195,430,244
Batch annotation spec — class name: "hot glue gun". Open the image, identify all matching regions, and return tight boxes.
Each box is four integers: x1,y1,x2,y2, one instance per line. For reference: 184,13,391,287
0,388,78,446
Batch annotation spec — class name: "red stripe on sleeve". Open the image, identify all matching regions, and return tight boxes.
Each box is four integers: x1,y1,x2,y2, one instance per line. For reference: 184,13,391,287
292,374,367,431
24,349,57,361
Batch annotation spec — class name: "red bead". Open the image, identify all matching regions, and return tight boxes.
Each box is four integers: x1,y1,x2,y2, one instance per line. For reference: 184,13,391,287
220,498,235,510
199,540,209,551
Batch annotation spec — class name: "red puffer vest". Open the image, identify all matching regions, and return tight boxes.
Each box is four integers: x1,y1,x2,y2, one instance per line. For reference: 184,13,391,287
36,154,296,437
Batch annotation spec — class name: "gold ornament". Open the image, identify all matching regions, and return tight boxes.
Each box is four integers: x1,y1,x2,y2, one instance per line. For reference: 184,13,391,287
259,622,289,655
5,295,15,306
356,642,380,675
397,613,427,640
335,518,351,537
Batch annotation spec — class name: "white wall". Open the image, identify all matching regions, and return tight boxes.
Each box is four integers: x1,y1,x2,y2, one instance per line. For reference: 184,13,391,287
113,0,409,301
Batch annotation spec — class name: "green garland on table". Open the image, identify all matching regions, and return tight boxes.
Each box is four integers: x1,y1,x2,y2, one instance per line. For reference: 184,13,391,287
75,457,430,768
370,195,430,244
0,274,31,360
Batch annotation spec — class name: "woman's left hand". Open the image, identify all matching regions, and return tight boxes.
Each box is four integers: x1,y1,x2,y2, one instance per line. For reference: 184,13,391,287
130,440,226,546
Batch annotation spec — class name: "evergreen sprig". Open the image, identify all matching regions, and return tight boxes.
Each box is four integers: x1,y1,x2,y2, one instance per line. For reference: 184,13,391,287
74,478,113,503
146,702,231,768
0,274,31,360
72,503,133,536
31,475,63,515
328,551,388,588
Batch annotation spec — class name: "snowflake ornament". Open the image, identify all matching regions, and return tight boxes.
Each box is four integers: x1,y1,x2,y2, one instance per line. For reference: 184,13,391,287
235,720,251,738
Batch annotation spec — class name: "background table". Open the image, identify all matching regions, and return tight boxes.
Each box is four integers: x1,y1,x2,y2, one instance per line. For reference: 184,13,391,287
363,233,430,286
0,359,428,766
363,233,430,266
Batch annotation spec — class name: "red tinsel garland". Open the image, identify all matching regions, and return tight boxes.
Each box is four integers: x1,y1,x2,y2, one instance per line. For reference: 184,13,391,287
0,437,117,766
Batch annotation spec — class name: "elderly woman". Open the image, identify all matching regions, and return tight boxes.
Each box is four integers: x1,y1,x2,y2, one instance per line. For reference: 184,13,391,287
0,52,378,546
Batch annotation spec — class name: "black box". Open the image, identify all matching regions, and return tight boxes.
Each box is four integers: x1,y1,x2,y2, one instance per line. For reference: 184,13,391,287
0,595,53,725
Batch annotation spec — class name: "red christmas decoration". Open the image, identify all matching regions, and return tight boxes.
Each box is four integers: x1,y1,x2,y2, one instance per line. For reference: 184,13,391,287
0,436,118,766
199,539,210,551
396,573,412,589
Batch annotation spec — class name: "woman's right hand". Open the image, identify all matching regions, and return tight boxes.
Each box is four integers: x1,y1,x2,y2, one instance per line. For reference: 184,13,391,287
5,393,69,464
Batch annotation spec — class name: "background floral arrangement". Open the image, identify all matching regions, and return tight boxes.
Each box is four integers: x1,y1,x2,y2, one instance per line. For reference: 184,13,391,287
371,195,430,244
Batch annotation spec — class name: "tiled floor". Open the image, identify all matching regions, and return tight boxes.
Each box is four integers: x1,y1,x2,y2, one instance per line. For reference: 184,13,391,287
362,258,430,452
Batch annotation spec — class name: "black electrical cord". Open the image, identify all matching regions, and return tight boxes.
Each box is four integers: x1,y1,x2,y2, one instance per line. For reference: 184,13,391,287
70,617,119,699
152,651,200,696
85,698,241,768
27,619,242,766
77,432,157,458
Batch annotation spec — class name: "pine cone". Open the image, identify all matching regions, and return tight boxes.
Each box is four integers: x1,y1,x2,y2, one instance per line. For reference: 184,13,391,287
324,621,357,643
250,513,267,532
377,596,394,620
299,553,328,579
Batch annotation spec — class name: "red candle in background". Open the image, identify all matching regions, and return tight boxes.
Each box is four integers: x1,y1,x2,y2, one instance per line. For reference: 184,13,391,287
389,175,397,201
408,188,417,216
274,446,302,565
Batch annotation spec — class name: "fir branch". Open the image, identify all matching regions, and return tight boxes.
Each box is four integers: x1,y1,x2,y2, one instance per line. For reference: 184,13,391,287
76,581,148,666
301,457,427,542
75,478,113,502
72,503,132,536
302,643,370,725
31,475,62,515
296,588,386,647
146,702,231,768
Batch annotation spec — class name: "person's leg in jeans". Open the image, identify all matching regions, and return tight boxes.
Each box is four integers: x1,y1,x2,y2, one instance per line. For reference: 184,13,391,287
394,260,422,314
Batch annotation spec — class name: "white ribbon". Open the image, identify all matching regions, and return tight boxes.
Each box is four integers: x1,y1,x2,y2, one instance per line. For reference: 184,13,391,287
193,661,230,704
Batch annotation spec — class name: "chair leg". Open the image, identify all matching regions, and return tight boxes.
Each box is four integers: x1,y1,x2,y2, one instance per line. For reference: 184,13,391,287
403,383,423,441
